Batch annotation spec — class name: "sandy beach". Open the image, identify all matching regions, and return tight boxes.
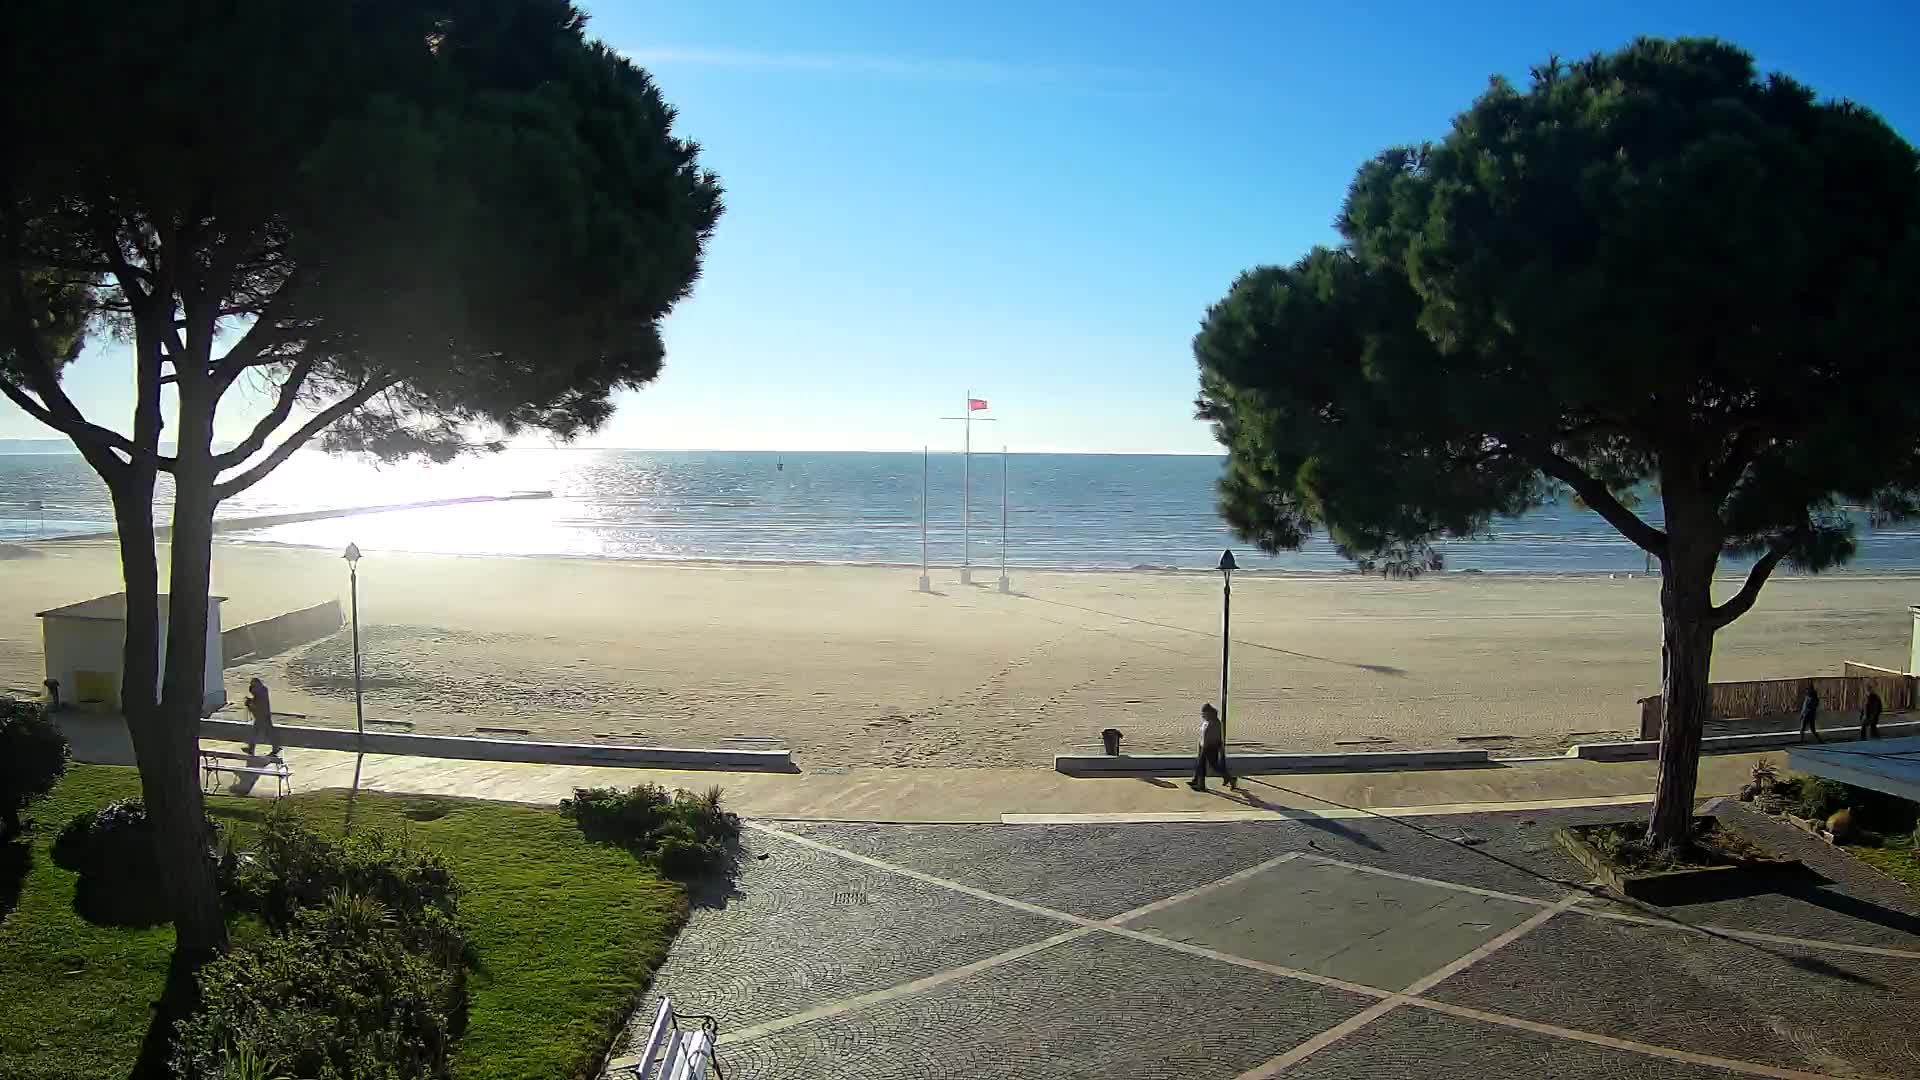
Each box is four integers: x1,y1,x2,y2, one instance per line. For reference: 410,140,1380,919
1,539,1912,767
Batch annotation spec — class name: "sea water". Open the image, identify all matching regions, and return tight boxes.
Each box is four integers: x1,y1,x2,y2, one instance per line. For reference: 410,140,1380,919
2,448,1913,573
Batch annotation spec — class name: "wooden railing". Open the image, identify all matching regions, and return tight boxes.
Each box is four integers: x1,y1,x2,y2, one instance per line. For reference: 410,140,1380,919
1637,662,1914,739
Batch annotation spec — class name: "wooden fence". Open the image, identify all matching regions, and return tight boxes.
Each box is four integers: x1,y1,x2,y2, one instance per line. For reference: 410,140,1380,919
1637,663,1914,739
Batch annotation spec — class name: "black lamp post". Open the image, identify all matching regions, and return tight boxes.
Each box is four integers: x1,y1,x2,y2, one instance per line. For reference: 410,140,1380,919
1217,548,1236,743
344,543,365,750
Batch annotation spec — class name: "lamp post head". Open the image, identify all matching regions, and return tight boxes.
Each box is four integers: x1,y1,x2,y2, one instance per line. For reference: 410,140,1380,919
1217,548,1237,576
344,542,362,567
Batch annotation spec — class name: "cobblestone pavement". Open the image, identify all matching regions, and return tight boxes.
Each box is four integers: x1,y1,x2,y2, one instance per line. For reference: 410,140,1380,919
613,799,1920,1079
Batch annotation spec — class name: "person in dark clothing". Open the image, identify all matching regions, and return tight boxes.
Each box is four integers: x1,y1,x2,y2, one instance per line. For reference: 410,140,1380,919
1798,684,1821,743
244,677,280,758
1860,689,1884,740
1189,702,1236,792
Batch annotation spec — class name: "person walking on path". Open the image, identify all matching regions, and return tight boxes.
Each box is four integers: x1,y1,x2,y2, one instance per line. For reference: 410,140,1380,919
1189,702,1236,792
1798,684,1822,743
244,677,280,758
1860,689,1884,740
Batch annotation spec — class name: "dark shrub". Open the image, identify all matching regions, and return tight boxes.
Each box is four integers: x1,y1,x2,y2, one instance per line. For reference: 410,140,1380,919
52,798,222,926
1796,778,1853,821
170,894,468,1080
0,697,68,838
559,783,673,846
232,807,459,929
1795,778,1919,835
559,784,739,878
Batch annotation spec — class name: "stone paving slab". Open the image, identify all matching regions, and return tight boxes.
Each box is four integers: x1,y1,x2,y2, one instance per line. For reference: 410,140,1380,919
1282,1005,1752,1080
776,805,1616,923
1122,858,1541,990
777,820,1306,919
1427,911,1920,1078
629,831,1067,1035
710,931,1378,1080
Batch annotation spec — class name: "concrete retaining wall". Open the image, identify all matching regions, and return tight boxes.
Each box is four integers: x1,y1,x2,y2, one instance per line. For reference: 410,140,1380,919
1054,748,1491,775
1573,718,1920,761
198,718,793,772
222,599,343,666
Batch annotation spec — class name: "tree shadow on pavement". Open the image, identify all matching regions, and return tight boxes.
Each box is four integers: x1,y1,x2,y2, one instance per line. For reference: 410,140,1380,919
1245,778,1900,990
1211,784,1387,850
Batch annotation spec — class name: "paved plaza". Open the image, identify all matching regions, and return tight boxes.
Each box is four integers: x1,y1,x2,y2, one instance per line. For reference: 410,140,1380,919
614,798,1920,1079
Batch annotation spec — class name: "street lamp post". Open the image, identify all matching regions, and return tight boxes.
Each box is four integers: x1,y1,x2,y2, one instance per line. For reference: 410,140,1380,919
1217,548,1236,745
344,543,365,751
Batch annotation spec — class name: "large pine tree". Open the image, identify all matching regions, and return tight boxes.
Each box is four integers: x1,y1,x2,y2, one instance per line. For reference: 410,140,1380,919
0,0,722,959
1195,38,1920,846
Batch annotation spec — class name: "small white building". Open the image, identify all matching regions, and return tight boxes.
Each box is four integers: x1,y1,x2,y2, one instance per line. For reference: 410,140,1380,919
36,593,227,715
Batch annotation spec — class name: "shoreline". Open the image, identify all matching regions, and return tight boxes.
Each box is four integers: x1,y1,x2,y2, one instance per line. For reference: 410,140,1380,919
26,534,1920,582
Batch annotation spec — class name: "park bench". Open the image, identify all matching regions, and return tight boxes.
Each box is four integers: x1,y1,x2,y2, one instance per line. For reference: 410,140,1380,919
626,997,715,1080
200,748,291,798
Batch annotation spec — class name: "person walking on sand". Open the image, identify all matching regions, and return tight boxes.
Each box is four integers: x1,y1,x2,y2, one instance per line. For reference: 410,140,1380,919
1189,702,1236,792
244,677,280,758
1798,684,1821,743
1860,689,1884,741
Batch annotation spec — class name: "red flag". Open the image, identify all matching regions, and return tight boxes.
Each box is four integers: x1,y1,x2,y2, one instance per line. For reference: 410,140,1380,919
968,398,989,411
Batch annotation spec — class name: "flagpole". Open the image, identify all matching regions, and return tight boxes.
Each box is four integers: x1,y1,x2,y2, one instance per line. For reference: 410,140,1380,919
998,444,1011,594
918,445,931,593
961,391,972,585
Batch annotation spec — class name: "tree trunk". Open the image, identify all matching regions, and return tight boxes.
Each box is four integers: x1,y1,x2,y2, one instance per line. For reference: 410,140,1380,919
150,384,229,962
1646,531,1719,849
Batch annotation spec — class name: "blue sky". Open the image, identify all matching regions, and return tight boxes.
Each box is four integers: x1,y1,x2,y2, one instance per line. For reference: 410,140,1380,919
6,1,1919,454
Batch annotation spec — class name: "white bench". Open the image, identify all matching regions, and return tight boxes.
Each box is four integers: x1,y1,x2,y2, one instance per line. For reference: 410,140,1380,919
627,998,714,1080
201,749,291,798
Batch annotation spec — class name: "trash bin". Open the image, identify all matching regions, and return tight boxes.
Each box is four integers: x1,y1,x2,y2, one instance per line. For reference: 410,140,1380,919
1101,728,1122,756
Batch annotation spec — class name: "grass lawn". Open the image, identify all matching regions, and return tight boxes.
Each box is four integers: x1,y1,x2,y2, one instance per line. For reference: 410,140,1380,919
1845,832,1920,888
0,764,688,1080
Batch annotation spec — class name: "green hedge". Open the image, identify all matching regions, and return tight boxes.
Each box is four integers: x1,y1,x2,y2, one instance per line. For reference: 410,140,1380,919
0,697,68,838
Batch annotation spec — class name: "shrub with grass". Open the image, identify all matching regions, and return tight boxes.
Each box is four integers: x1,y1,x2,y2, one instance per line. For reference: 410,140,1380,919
559,784,739,878
4,768,688,1080
51,798,226,926
0,696,69,838
232,806,459,929
171,892,468,1080
175,814,471,1080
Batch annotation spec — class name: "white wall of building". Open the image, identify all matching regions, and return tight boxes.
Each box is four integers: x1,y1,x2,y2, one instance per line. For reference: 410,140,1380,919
40,597,226,714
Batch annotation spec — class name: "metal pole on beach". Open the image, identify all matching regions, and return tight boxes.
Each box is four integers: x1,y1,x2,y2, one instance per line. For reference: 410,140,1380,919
997,446,1011,594
939,397,993,586
1217,549,1237,746
961,392,972,585
344,543,365,750
918,446,932,592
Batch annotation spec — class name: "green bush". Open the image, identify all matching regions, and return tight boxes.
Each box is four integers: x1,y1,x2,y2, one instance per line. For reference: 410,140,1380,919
176,815,472,1079
234,807,458,929
51,798,224,926
0,697,69,838
1794,777,1919,835
559,784,739,878
171,895,467,1080
1796,778,1854,821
